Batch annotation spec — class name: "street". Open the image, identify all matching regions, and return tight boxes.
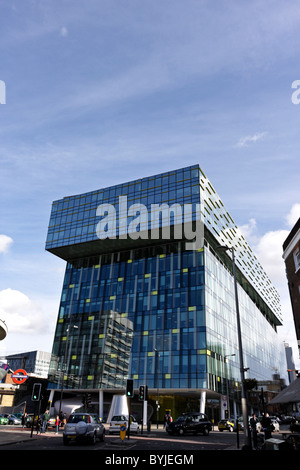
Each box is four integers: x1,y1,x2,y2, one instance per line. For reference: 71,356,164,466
0,424,243,452
0,424,293,465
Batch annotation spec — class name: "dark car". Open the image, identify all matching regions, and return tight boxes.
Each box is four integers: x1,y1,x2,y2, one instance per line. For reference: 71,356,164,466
166,412,212,436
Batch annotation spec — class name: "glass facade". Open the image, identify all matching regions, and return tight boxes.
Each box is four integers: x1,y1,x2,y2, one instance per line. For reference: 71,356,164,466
46,164,288,408
46,166,200,251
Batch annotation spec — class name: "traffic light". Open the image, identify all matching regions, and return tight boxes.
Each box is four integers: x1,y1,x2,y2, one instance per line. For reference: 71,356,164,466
31,383,42,401
138,385,148,401
139,385,145,401
126,379,134,397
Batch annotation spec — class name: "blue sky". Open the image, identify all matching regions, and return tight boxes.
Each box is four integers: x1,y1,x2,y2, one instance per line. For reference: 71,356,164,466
0,1,299,368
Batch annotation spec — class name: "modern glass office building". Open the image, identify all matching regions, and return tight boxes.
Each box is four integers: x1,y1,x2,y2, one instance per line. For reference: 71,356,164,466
46,164,288,421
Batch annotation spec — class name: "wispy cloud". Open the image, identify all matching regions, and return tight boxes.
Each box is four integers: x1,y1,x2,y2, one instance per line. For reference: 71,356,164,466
60,26,68,37
236,132,267,148
238,205,299,365
0,235,13,254
285,203,300,227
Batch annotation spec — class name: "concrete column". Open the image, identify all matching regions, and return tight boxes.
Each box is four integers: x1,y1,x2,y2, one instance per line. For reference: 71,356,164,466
143,400,147,426
99,389,103,421
48,389,55,415
233,400,237,420
200,391,206,414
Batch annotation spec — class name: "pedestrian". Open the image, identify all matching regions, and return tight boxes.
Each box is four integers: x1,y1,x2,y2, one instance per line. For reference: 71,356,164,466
249,413,259,449
36,415,42,434
261,412,273,440
21,412,27,429
55,415,60,434
42,410,49,433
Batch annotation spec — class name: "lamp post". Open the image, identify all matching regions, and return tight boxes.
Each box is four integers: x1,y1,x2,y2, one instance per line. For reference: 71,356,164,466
59,324,78,416
225,353,235,419
217,245,250,447
153,348,160,429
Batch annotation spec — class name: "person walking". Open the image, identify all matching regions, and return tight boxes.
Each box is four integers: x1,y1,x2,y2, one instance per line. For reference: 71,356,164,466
261,412,273,440
42,410,49,433
55,415,60,434
36,415,42,434
21,412,27,429
249,413,259,449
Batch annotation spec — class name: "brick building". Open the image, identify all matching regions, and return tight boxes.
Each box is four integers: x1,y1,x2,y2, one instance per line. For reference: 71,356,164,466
283,217,300,361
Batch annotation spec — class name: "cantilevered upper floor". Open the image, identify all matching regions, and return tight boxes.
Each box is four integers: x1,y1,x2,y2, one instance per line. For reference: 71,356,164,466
45,164,282,326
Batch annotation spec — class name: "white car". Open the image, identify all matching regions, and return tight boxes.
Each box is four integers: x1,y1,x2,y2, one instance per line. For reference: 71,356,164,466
108,415,139,434
271,418,280,432
63,413,105,445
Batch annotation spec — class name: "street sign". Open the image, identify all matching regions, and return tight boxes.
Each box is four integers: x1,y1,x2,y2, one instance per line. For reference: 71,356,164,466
11,369,28,385
120,424,126,441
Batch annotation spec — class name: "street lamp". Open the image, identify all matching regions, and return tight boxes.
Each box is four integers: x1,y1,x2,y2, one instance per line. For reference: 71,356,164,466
59,324,78,416
225,354,235,419
153,348,160,429
217,245,250,447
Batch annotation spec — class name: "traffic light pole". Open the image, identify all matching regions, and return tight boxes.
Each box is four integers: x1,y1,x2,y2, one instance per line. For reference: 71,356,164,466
127,397,131,440
125,379,134,439
138,385,148,434
30,383,42,438
30,402,37,438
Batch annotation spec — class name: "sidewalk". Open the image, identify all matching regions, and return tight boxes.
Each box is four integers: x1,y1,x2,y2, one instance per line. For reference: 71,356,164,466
0,426,61,446
0,424,165,447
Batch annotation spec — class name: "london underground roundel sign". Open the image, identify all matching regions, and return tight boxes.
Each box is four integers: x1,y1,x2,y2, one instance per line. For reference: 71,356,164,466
12,369,28,384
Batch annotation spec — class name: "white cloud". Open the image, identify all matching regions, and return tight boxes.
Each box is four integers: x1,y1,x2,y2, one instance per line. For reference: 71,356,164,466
238,218,258,244
285,203,300,228
236,132,267,148
0,234,13,254
238,207,300,367
254,229,289,285
0,288,46,334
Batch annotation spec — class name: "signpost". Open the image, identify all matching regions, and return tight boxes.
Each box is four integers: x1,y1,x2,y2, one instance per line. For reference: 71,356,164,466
11,369,28,385
120,424,126,442
30,383,42,438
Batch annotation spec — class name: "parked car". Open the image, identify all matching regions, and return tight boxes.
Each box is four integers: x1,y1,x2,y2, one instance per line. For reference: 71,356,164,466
280,415,293,424
271,418,280,432
6,414,22,425
108,415,139,434
166,412,212,436
290,419,300,433
26,414,34,427
0,414,9,425
218,419,235,432
63,413,105,445
257,416,280,432
236,417,244,431
47,417,57,428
